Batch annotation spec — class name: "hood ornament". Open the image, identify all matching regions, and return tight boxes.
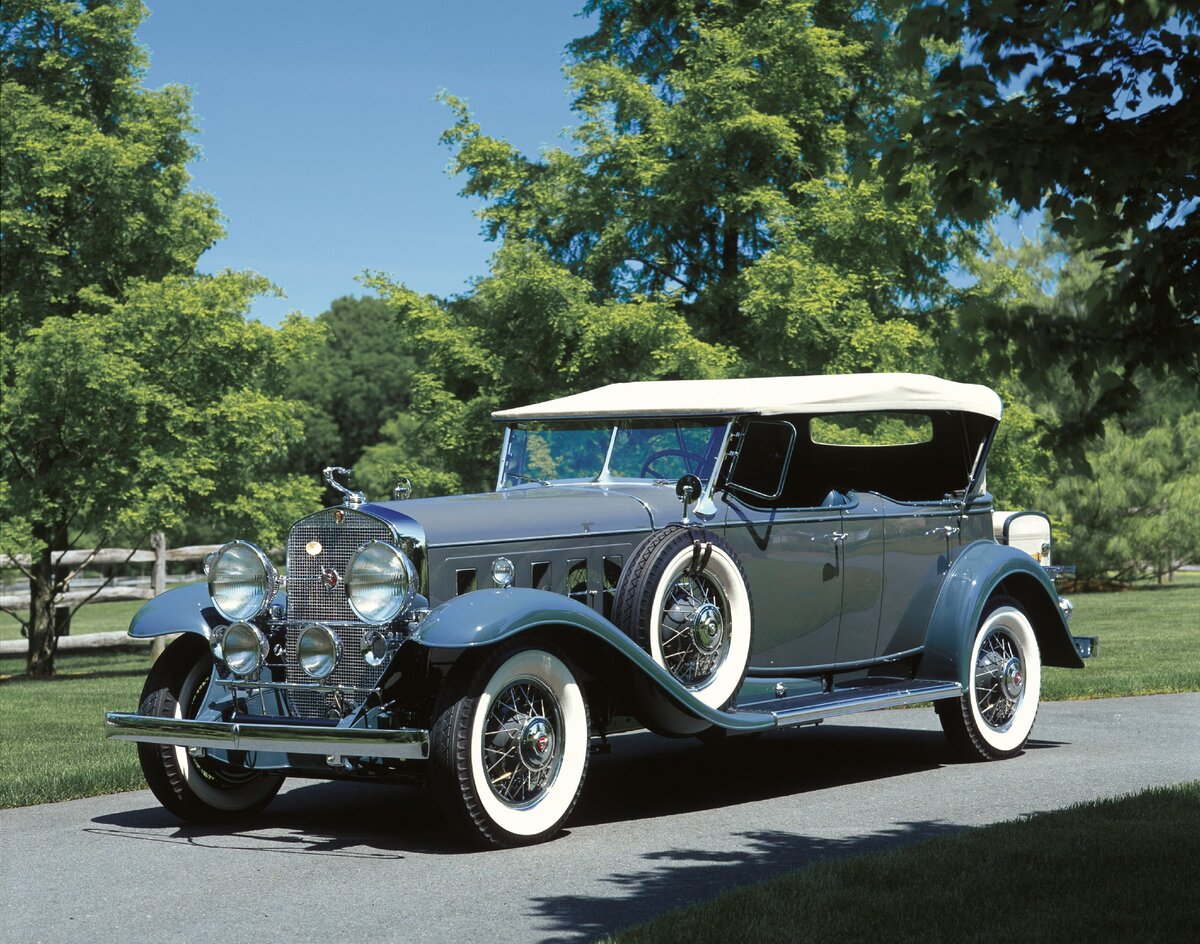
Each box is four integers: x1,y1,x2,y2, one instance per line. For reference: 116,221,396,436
324,466,365,507
393,475,412,500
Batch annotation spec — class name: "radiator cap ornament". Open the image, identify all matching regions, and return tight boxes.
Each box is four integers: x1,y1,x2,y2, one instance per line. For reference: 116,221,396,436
324,466,365,507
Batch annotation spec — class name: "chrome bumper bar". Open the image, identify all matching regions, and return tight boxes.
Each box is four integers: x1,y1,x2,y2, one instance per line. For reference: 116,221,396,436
104,712,429,761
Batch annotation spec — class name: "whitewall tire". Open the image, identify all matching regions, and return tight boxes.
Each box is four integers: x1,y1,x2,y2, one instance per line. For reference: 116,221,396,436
937,596,1042,760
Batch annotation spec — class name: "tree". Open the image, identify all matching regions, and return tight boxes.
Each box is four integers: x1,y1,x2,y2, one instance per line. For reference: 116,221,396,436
0,0,222,341
1,275,325,675
0,1,322,675
441,0,961,358
890,1,1200,428
283,296,417,495
361,242,733,496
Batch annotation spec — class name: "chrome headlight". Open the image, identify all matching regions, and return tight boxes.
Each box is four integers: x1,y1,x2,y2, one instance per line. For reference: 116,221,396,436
345,541,417,624
298,623,341,679
222,621,267,677
208,541,277,621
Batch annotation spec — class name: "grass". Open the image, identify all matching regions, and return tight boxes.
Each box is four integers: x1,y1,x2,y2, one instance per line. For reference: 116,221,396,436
598,782,1200,944
0,579,1195,809
0,599,145,641
0,649,149,808
1043,573,1200,699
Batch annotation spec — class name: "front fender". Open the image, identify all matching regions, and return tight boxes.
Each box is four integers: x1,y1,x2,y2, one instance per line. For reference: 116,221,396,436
918,541,1083,687
128,581,231,640
410,588,772,732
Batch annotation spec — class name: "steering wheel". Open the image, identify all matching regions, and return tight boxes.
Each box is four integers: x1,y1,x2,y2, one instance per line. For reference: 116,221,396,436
640,449,705,479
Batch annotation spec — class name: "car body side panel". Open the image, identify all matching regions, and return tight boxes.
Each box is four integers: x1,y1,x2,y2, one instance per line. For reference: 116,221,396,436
917,541,1083,686
409,587,773,731
127,581,227,639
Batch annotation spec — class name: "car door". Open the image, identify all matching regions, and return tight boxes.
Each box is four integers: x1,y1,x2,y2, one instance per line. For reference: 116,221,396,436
877,496,962,656
833,491,885,665
722,494,845,670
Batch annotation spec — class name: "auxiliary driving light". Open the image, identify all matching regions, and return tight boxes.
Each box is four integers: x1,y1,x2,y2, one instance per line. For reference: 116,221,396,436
298,623,341,679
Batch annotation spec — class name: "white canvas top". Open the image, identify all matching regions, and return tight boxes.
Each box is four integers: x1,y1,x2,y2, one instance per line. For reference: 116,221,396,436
493,373,1003,422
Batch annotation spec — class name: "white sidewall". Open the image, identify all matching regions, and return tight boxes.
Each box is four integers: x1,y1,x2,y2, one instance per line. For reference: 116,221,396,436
968,606,1041,753
172,658,277,811
468,650,588,838
648,544,752,709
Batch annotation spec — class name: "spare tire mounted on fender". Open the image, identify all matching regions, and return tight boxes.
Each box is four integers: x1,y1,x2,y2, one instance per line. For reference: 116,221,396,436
612,524,752,709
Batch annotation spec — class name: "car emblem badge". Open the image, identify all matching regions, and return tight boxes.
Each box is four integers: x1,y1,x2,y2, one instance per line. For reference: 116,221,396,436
305,540,323,556
321,567,340,590
333,510,346,524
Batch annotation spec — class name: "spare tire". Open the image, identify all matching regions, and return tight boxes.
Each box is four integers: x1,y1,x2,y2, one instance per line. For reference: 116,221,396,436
612,524,753,709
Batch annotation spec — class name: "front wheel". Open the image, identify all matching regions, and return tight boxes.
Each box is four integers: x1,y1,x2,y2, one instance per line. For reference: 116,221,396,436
429,640,590,848
937,595,1042,760
137,635,283,822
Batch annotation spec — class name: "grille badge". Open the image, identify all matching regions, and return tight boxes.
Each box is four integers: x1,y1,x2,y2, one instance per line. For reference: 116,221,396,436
321,567,340,589
305,540,323,556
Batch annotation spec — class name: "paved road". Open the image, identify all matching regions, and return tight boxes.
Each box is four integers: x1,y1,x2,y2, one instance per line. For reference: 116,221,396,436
3,694,1198,944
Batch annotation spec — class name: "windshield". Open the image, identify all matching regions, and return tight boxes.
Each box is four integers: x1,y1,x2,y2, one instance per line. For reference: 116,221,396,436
500,419,728,488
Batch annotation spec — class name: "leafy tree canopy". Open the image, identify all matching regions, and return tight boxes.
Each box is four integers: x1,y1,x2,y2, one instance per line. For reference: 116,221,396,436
889,1,1200,426
440,0,959,359
0,0,222,340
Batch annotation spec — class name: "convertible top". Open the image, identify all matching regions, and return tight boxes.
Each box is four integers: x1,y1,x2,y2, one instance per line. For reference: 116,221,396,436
493,373,1004,422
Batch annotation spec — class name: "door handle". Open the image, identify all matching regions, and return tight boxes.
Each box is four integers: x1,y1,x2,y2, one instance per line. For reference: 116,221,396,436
926,525,960,538
830,532,848,544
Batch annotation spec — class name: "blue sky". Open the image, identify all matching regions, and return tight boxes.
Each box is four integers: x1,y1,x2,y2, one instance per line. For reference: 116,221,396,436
139,1,591,324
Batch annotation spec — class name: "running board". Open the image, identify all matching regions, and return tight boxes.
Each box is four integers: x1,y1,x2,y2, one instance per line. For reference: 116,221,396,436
734,679,963,729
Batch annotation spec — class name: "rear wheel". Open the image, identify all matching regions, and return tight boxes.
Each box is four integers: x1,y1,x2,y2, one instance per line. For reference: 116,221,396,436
937,595,1042,760
137,635,282,821
429,640,590,848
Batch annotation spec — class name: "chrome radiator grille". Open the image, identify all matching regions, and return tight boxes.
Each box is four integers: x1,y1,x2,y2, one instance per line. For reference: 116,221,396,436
284,508,393,719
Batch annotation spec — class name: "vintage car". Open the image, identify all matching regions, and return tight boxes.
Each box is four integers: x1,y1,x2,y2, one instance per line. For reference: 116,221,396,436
106,373,1095,847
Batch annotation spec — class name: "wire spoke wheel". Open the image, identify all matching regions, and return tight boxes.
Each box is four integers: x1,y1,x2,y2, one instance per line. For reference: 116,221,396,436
659,570,730,688
937,596,1041,761
481,677,564,808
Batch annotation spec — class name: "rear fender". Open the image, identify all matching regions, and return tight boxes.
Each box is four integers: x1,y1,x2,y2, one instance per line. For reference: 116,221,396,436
409,588,771,732
918,541,1083,687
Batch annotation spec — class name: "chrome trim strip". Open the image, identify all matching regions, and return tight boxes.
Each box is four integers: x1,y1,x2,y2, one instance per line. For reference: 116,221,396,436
771,681,963,728
745,645,925,678
213,678,374,695
104,712,430,760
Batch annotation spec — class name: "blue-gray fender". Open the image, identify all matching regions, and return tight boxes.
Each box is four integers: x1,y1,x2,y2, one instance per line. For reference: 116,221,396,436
127,581,254,640
410,588,773,732
918,541,1083,687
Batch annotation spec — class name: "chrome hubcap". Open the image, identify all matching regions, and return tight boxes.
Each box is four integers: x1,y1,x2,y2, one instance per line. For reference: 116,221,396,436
660,572,730,688
482,678,562,806
974,627,1024,730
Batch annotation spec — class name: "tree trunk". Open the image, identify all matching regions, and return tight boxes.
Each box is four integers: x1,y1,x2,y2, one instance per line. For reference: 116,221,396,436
27,548,57,678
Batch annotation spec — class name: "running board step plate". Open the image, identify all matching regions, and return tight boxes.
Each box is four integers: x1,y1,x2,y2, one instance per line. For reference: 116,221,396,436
736,679,963,729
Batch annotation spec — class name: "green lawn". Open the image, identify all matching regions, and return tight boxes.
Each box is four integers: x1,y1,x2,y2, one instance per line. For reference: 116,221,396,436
0,598,145,641
1043,574,1200,699
0,649,149,808
598,782,1200,944
0,579,1196,809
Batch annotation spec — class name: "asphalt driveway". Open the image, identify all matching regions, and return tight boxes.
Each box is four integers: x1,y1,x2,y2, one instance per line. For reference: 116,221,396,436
2,693,1197,944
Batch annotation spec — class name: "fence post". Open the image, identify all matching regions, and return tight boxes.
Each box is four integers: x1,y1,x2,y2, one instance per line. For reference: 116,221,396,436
149,532,169,661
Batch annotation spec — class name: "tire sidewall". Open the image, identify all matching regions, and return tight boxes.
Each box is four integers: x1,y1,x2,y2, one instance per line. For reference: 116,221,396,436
967,605,1042,755
646,541,752,709
466,648,589,840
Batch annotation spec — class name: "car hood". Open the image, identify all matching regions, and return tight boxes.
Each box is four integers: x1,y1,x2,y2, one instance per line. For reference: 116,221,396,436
364,484,685,549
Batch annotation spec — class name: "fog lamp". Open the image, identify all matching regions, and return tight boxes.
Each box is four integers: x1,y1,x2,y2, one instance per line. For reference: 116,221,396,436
222,621,267,677
298,623,341,679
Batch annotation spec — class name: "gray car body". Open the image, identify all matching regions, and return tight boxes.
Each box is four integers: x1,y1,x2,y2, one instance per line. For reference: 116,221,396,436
131,473,1082,737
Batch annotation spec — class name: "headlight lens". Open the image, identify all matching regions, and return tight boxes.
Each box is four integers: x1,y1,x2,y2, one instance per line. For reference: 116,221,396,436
222,621,267,676
346,541,416,624
208,541,276,621
298,623,341,679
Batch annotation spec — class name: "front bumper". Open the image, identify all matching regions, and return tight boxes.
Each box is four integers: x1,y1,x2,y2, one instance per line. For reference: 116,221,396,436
104,712,429,761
